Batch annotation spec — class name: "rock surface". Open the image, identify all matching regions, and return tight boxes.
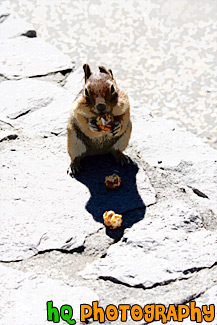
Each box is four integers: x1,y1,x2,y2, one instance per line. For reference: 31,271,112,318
0,130,18,142
0,13,36,40
0,13,217,325
0,79,73,135
0,264,98,325
80,198,217,286
0,6,9,21
0,37,73,79
0,134,155,262
153,285,217,324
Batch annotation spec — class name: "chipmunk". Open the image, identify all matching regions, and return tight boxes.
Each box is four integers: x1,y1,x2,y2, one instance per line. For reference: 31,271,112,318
67,64,132,176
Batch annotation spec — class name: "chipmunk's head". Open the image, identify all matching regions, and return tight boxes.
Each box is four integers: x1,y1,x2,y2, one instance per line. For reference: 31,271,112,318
82,64,119,115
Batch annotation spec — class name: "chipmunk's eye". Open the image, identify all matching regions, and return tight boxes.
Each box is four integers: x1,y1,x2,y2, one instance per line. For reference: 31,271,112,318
110,84,115,94
85,88,89,98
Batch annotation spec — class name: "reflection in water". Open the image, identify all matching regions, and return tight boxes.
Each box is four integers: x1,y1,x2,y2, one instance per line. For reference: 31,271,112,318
2,0,217,147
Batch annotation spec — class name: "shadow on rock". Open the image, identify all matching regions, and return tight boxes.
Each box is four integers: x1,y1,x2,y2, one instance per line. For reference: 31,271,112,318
74,154,146,241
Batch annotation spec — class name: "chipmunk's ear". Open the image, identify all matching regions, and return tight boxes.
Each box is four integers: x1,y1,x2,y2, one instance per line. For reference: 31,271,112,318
108,69,113,78
99,66,114,79
83,64,92,82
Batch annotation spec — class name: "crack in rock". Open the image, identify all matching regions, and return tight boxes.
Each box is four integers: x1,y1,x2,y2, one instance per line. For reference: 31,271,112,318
0,14,9,24
28,68,73,80
93,258,217,295
191,187,209,199
9,109,31,120
0,119,15,129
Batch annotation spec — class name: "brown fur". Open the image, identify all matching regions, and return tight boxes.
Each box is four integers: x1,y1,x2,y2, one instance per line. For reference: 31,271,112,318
67,64,132,175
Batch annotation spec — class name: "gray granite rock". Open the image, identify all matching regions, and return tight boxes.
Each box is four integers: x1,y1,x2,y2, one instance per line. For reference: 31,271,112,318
0,133,155,261
0,14,36,40
0,264,98,325
0,79,73,136
194,285,217,323
170,285,217,325
1,14,217,324
130,102,217,222
168,160,217,216
0,37,73,79
153,285,217,324
0,136,100,261
80,199,217,288
130,102,217,167
64,66,84,98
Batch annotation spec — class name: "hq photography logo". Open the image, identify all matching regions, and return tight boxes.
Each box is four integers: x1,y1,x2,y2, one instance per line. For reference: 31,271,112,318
46,300,215,324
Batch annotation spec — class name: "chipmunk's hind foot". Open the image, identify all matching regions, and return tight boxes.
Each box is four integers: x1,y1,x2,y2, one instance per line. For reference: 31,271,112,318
112,151,132,167
67,160,82,177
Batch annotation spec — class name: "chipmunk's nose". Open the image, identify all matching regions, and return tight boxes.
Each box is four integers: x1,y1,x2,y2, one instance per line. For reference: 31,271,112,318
96,103,107,113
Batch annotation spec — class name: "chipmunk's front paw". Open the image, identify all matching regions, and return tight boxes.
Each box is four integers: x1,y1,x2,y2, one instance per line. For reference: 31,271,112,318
67,161,82,177
111,120,121,136
89,118,100,132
